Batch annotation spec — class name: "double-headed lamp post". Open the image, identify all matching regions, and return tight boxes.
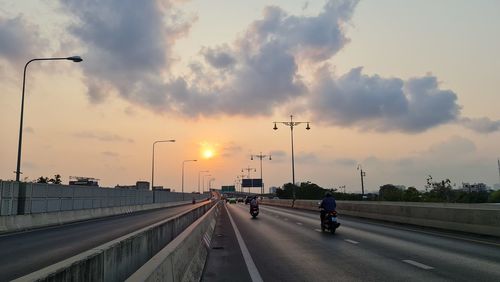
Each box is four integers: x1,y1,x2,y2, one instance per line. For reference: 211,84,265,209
202,174,212,193
198,170,209,193
15,56,83,182
251,152,272,194
182,159,197,200
273,115,310,201
151,140,175,191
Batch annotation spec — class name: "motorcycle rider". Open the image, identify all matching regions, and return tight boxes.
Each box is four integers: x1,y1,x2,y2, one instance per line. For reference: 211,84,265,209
319,191,336,223
249,195,259,209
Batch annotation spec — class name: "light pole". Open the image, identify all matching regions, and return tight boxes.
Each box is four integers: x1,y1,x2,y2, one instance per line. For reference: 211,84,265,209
182,159,197,200
198,170,209,193
251,152,272,194
357,165,366,199
202,174,212,193
241,166,256,193
208,178,215,191
151,139,175,192
15,56,83,181
273,115,310,201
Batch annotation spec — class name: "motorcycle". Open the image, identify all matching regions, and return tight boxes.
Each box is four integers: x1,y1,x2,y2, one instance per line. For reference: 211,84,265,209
250,205,259,218
321,209,340,234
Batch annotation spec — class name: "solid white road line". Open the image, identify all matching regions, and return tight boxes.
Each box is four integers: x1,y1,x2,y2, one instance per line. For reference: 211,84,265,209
344,239,359,245
402,260,434,270
225,204,264,282
314,229,322,232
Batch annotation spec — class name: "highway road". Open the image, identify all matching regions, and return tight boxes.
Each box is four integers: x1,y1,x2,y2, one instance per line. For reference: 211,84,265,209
0,202,205,281
203,202,500,282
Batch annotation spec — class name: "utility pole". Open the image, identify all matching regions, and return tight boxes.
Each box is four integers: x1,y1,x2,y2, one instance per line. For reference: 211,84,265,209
357,165,366,199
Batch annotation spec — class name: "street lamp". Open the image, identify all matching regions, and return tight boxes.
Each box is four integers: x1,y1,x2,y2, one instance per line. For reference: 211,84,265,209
15,56,83,181
208,178,215,190
273,115,310,201
151,140,175,191
198,170,209,193
241,166,256,193
182,159,197,200
202,174,212,193
251,152,272,194
357,164,366,199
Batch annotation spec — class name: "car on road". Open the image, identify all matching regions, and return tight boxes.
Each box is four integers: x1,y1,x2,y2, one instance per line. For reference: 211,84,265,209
228,198,237,204
237,197,244,203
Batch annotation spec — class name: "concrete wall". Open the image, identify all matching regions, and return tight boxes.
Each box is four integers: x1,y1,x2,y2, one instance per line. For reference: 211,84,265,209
15,182,208,215
261,199,500,237
126,202,220,282
0,181,19,215
0,181,210,233
13,201,215,282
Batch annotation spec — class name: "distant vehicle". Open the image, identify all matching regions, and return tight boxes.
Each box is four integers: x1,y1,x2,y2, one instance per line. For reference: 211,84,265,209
228,198,237,204
237,197,244,203
245,196,251,205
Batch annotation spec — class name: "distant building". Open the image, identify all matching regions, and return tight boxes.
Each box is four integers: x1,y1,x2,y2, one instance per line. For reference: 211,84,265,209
494,184,500,190
69,176,99,187
461,183,487,193
115,181,150,190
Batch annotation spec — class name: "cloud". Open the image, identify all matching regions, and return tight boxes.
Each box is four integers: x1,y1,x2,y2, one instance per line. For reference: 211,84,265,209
0,15,48,66
310,67,461,133
221,142,243,157
73,131,134,143
102,151,119,158
201,46,236,70
425,136,476,157
461,117,500,133
334,158,357,166
59,0,194,106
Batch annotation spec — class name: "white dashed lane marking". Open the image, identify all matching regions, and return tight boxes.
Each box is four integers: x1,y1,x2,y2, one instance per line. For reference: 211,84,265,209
296,222,303,225
403,260,434,270
314,229,322,232
344,239,359,244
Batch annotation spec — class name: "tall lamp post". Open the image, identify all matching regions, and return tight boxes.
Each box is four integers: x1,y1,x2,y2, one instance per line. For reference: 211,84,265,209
181,159,197,200
208,178,215,191
357,164,366,199
241,166,256,193
151,139,175,193
15,56,83,181
251,152,272,194
273,115,310,201
198,170,209,193
202,174,212,193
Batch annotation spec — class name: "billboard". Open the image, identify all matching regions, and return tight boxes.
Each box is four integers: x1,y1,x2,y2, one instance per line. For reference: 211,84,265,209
241,178,262,187
221,185,236,192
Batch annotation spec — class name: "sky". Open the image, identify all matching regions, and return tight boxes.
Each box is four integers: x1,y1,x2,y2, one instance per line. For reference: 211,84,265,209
1,0,499,193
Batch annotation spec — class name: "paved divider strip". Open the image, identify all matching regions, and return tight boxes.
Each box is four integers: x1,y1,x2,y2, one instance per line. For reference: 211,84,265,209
126,201,221,282
0,200,197,234
13,201,214,282
261,199,500,237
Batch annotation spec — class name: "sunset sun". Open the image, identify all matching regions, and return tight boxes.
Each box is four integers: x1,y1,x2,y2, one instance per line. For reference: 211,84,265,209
203,149,214,159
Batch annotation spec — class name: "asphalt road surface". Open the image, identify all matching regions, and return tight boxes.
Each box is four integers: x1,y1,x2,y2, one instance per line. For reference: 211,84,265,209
203,202,500,282
0,202,206,281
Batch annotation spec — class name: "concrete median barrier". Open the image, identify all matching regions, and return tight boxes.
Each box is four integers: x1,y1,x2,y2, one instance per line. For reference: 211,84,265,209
13,201,214,282
261,199,500,237
126,201,220,282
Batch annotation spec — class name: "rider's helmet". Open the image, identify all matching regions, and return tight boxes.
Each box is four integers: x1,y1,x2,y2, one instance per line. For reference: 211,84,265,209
325,191,332,197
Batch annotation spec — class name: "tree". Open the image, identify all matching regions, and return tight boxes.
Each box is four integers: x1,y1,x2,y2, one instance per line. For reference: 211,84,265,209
48,174,62,184
403,187,421,202
379,184,402,201
36,176,49,183
488,190,500,203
